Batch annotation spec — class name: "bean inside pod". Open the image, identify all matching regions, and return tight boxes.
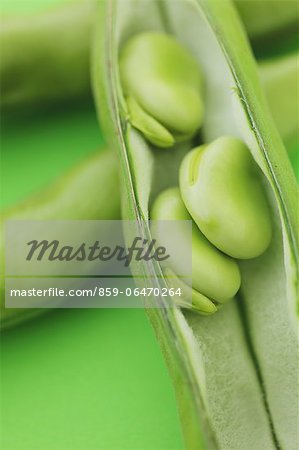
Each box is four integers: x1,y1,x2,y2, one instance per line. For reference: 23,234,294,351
94,2,296,446
119,32,204,147
120,32,272,314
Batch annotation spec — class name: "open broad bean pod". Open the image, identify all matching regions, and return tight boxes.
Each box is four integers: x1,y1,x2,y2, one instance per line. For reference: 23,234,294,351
92,0,297,449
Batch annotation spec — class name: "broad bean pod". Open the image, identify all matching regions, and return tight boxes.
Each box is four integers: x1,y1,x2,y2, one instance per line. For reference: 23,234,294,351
1,1,298,156
92,1,298,449
0,150,120,328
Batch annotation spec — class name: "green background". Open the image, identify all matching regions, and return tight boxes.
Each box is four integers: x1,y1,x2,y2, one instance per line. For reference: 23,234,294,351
0,1,297,450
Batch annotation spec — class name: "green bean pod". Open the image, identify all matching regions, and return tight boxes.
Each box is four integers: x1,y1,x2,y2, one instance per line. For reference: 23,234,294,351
0,1,96,110
0,150,120,328
1,1,298,159
259,52,299,149
92,1,297,449
235,0,299,41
